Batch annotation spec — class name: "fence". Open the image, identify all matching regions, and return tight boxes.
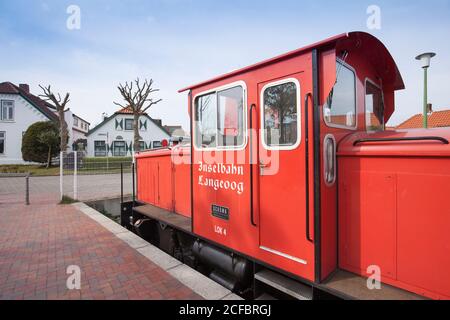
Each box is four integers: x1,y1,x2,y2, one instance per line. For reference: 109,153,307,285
60,151,134,202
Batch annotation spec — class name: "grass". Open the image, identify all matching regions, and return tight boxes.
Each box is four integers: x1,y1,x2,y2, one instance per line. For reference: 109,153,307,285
59,195,78,205
0,161,133,177
0,165,60,176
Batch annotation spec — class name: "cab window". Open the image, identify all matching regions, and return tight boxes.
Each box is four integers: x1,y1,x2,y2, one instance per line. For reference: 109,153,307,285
262,80,299,148
194,84,245,149
365,81,384,131
324,61,356,129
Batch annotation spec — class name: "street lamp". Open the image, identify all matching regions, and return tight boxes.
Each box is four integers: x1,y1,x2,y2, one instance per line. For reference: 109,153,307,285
415,52,436,129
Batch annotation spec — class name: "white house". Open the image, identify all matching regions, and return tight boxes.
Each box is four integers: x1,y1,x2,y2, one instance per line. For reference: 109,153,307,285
0,82,59,165
86,106,171,157
0,82,90,164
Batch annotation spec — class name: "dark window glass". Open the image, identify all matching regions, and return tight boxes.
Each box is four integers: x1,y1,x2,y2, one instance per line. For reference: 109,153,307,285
0,132,5,154
217,86,244,147
263,82,298,147
94,141,107,157
113,141,127,156
324,62,356,128
365,81,384,131
125,119,134,130
153,141,162,149
139,141,146,151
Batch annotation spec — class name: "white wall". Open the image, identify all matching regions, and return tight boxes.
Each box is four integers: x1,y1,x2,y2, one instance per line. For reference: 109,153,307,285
0,93,53,165
86,114,170,157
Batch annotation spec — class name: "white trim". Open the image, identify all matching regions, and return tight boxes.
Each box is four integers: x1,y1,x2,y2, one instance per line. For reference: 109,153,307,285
192,80,248,152
260,78,302,151
364,78,385,132
323,134,337,187
260,246,307,265
323,59,358,131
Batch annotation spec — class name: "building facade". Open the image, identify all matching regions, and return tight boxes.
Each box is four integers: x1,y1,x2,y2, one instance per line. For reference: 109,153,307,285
0,82,90,164
86,107,171,157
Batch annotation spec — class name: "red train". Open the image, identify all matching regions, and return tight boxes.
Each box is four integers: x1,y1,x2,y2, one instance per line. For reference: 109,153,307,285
122,31,450,300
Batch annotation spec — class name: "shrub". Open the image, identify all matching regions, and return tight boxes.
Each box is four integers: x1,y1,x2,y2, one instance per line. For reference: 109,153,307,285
22,121,60,167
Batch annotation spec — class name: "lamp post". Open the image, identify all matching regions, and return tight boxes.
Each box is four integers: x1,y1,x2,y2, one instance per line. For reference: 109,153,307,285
415,52,436,129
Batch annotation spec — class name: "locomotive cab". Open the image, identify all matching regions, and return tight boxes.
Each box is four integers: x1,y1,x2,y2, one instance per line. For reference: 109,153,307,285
131,32,450,300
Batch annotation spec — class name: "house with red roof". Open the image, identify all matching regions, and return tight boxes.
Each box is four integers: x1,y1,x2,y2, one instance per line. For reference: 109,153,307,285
0,82,90,164
397,110,450,130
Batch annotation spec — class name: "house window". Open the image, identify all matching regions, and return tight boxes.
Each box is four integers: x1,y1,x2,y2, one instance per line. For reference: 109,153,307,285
139,141,146,151
0,132,5,154
365,80,384,132
262,79,300,149
125,119,134,131
152,141,162,149
1,100,14,121
113,141,127,156
323,61,357,129
194,83,245,149
74,117,79,126
94,141,107,157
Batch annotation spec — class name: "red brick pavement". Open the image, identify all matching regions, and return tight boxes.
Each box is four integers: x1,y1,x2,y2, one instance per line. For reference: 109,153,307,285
0,202,202,300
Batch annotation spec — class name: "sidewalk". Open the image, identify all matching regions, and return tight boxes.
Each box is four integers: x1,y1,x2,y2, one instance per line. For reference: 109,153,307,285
0,201,201,300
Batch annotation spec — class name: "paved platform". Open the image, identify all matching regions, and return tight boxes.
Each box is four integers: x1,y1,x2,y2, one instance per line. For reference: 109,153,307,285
0,201,204,300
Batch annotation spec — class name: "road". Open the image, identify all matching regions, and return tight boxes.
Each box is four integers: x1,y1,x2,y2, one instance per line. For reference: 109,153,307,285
0,173,133,205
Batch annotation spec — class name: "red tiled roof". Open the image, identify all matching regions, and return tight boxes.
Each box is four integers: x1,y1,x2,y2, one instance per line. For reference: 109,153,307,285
117,106,134,114
397,110,450,129
0,82,58,121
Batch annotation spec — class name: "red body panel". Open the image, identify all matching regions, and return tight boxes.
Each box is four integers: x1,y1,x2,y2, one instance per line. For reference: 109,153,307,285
338,129,450,300
136,147,191,217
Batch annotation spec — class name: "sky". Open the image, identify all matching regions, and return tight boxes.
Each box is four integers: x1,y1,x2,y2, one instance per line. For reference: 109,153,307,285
0,0,449,130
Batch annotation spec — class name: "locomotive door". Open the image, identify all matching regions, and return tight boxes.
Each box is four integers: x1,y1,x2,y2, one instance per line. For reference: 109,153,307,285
257,74,312,266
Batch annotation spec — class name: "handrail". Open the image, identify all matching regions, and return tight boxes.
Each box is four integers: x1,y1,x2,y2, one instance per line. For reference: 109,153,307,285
304,93,313,243
249,103,257,227
353,136,449,146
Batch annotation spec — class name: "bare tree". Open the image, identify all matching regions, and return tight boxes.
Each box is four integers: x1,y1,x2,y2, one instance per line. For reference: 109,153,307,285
114,78,162,153
39,85,70,152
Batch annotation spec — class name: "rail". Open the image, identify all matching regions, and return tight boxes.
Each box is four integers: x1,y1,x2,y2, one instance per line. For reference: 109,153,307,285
353,136,449,146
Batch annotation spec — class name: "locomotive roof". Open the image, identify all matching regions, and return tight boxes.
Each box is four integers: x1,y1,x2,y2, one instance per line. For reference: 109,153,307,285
179,31,404,93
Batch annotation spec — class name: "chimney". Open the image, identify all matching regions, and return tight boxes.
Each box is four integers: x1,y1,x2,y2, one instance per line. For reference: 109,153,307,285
427,103,433,114
19,84,30,93
154,119,162,126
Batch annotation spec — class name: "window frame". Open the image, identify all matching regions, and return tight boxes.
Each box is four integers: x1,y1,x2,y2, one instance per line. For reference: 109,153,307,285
152,141,162,149
113,141,127,157
1,100,15,122
124,119,134,131
0,131,5,155
260,78,302,151
193,80,248,152
364,78,385,132
323,59,358,131
94,140,107,157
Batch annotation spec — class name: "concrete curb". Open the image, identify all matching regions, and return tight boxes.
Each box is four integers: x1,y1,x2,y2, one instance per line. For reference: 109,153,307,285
72,202,242,301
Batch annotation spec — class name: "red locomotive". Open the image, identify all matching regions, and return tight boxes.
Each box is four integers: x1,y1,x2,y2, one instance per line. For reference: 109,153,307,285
122,32,450,300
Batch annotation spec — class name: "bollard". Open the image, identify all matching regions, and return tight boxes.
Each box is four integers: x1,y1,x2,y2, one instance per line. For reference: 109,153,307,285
25,174,30,205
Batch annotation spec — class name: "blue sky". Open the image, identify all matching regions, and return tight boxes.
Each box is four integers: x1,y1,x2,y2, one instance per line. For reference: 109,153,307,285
0,0,449,129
